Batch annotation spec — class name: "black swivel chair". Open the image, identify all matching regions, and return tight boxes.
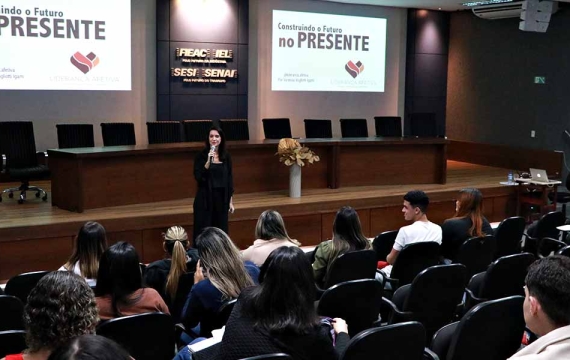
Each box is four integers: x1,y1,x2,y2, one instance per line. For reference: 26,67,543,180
220,119,250,141
372,230,398,262
430,296,525,360
100,122,136,146
340,119,368,138
381,242,441,291
182,120,213,142
0,121,50,204
341,322,438,360
493,216,526,259
374,116,402,137
146,121,183,144
262,118,292,139
4,271,49,304
96,312,175,360
304,119,333,138
56,124,95,148
465,253,535,311
454,235,496,279
322,250,377,289
409,113,438,137
0,296,25,331
0,330,27,358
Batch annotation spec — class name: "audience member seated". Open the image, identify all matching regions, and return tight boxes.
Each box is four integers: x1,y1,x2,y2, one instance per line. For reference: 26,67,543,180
47,335,131,360
381,190,442,277
217,246,349,360
508,256,570,359
1,271,99,360
144,226,199,304
242,210,300,266
95,242,170,320
181,227,259,339
313,206,372,288
58,221,107,287
441,188,493,261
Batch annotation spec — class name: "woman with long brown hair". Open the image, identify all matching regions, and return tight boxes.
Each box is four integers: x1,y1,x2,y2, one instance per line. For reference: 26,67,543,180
441,188,493,261
312,206,371,287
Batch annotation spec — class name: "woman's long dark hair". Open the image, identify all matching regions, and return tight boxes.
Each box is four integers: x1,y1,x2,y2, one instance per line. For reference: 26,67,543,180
240,246,320,335
64,221,107,279
203,125,228,160
328,206,371,272
95,242,143,317
453,188,487,237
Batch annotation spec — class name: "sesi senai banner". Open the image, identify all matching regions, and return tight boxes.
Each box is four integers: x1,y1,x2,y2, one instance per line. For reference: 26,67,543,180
272,10,387,93
0,0,131,90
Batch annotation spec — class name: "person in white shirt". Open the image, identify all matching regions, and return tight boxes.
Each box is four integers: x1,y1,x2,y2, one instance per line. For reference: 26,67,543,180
508,256,570,360
382,190,442,277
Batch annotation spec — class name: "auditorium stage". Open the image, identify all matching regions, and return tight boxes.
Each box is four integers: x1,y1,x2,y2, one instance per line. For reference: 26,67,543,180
0,161,515,280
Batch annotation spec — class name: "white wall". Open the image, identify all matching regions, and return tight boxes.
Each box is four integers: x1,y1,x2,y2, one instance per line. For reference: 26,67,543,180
0,0,157,151
249,0,407,139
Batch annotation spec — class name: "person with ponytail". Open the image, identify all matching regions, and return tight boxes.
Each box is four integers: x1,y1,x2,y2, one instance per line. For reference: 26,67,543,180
441,188,493,261
145,226,199,306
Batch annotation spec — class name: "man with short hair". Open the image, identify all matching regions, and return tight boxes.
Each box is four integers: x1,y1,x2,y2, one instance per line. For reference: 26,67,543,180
509,255,570,359
382,190,442,277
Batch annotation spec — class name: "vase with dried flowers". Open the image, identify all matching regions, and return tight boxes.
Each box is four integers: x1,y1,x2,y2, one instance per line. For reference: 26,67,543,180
276,138,320,198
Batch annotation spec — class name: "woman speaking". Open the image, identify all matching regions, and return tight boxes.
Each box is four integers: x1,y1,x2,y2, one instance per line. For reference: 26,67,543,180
193,126,234,242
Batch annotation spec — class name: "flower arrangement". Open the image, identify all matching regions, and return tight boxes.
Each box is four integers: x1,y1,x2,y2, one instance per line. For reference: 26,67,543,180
276,138,320,167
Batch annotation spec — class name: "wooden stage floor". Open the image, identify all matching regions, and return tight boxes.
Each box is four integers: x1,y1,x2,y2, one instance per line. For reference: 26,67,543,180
0,161,515,280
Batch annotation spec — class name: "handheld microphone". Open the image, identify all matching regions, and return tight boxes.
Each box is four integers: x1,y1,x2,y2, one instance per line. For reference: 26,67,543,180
210,145,216,163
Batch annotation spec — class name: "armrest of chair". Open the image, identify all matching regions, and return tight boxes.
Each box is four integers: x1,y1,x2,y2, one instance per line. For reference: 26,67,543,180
464,288,487,313
423,347,440,360
521,233,538,254
380,297,413,324
376,269,399,289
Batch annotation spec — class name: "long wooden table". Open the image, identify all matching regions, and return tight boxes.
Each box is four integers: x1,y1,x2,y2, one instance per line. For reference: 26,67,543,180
47,138,448,212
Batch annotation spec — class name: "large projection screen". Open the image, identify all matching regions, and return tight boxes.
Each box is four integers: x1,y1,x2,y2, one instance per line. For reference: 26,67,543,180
0,0,131,90
272,10,387,92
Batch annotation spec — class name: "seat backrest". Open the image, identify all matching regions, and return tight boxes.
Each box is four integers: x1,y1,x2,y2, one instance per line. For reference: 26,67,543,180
454,235,496,278
372,230,398,261
324,250,377,288
0,330,27,358
182,120,213,142
100,122,136,146
446,296,525,360
409,113,437,137
304,119,332,138
538,237,567,257
5,271,49,304
262,118,292,139
374,116,402,137
146,121,183,144
557,245,570,257
241,354,292,360
391,242,440,288
341,321,425,360
317,279,382,337
479,253,535,300
0,296,25,331
494,216,525,259
96,312,175,360
339,119,368,138
170,271,195,323
402,264,467,335
0,121,38,168
220,119,249,141
430,322,457,360
56,124,95,148
535,211,565,240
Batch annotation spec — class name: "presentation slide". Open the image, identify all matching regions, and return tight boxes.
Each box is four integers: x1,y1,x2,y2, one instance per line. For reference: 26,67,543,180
0,0,131,91
272,10,387,93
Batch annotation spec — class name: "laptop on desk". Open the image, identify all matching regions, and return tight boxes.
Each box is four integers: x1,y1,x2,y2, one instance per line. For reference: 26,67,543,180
525,168,561,185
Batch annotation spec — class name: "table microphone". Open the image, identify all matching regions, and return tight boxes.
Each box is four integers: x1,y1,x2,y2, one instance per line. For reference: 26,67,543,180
210,145,216,163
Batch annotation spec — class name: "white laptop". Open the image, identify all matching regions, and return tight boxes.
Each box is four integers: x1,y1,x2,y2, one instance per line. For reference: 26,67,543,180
528,168,560,185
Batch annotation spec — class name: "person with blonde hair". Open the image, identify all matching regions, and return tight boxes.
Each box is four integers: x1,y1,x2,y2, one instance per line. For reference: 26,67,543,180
59,221,107,287
145,226,199,307
242,210,300,266
181,227,259,339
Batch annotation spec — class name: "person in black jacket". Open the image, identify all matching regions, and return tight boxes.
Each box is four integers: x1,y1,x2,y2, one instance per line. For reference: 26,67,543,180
193,126,234,243
217,246,349,360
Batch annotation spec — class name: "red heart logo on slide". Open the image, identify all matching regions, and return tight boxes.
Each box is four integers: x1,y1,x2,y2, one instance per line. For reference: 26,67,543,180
345,60,365,79
70,51,100,74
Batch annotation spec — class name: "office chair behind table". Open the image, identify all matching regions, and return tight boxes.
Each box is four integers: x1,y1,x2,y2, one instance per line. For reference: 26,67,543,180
0,121,50,204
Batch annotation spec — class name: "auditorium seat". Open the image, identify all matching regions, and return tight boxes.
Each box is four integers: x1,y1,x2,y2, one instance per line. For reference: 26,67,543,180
493,216,525,259
340,118,368,138
100,122,136,146
262,118,292,139
182,120,213,142
521,211,565,255
374,116,402,137
322,250,377,289
557,245,570,257
548,172,570,216
146,121,183,144
537,237,566,257
453,235,496,279
0,330,26,358
409,113,437,137
4,271,49,304
304,119,332,138
220,119,250,141
372,230,398,262
56,124,95,148
0,296,24,331
0,121,50,204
